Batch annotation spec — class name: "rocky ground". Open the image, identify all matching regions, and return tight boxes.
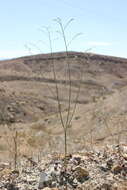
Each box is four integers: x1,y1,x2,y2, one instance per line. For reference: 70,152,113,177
0,144,127,190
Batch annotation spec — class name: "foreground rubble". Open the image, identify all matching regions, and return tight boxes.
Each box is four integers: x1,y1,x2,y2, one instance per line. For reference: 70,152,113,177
0,144,127,190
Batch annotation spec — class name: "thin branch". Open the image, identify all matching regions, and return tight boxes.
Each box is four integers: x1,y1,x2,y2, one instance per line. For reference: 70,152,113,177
64,18,74,31
55,18,72,129
68,71,82,126
67,33,83,47
27,42,42,53
46,27,65,129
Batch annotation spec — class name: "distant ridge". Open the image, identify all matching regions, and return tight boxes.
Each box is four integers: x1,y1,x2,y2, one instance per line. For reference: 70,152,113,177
1,51,127,64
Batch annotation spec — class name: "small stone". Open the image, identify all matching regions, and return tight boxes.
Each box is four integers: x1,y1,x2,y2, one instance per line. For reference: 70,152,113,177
111,165,122,174
6,183,19,190
0,168,12,177
121,145,127,154
73,156,81,165
106,159,113,169
100,164,109,172
122,153,127,160
38,172,52,189
74,166,89,182
101,183,112,190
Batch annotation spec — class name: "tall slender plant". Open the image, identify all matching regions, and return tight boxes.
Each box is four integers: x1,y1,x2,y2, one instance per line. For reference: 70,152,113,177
43,18,82,165
46,18,82,157
53,18,82,189
34,18,82,189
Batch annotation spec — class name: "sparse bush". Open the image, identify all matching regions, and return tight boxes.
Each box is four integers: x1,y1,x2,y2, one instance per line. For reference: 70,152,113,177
41,18,82,189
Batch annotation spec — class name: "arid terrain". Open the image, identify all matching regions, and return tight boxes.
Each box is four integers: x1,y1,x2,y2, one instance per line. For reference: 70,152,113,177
0,51,127,161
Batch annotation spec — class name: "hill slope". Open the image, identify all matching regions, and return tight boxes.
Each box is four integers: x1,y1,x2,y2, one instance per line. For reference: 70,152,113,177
0,52,127,158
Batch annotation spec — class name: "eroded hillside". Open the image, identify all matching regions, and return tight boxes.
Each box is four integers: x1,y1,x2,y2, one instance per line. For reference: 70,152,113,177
0,52,127,159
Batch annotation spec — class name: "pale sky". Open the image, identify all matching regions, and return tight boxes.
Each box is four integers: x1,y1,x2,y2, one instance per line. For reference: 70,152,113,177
0,0,127,59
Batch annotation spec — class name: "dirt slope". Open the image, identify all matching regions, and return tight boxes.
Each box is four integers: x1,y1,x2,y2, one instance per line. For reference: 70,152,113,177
0,52,127,159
